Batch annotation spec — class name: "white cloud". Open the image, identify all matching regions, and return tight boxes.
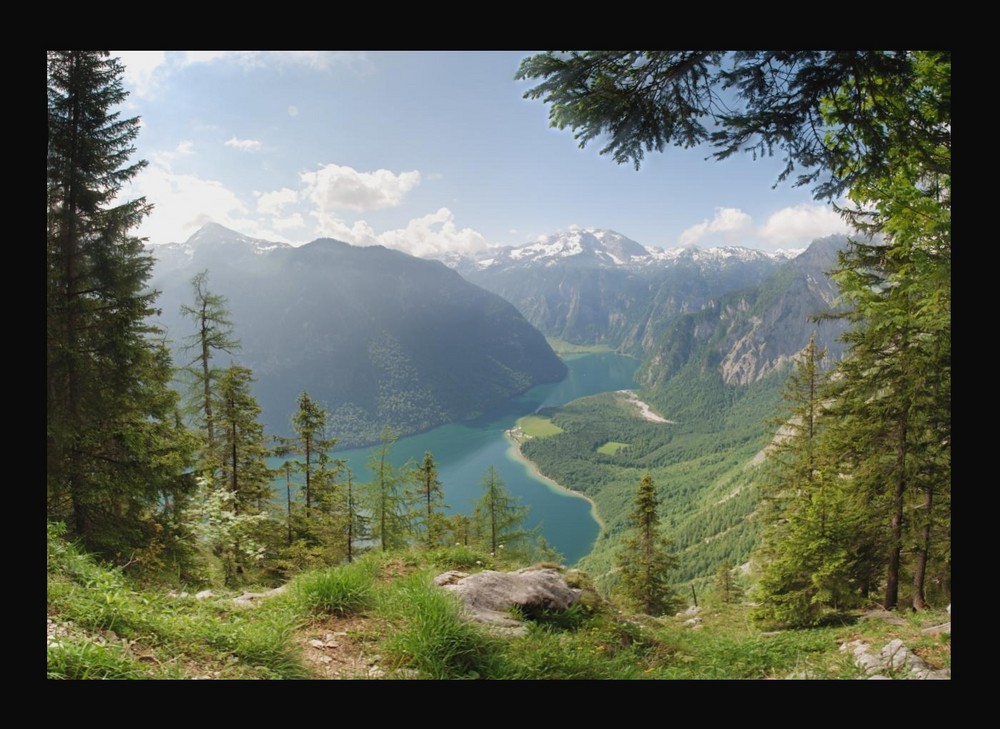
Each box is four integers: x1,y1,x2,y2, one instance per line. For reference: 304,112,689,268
308,207,488,257
310,211,381,246
301,164,420,212
288,105,299,117
378,208,489,257
179,51,229,66
113,51,167,98
175,141,194,155
256,188,299,215
130,165,249,244
678,207,753,246
270,213,306,232
758,203,848,247
225,137,262,152
177,50,366,72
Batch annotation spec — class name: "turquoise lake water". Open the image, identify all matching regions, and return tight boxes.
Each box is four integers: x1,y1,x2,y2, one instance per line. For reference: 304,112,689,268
284,352,639,565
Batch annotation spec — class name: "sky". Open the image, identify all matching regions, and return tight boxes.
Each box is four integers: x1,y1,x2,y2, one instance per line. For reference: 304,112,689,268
114,51,850,257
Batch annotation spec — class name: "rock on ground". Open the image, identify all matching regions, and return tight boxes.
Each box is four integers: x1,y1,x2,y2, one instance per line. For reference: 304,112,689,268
436,567,581,637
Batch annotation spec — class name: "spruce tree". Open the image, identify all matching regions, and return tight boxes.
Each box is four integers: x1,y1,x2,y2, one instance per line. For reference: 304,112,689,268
47,51,193,556
281,392,337,520
750,337,867,626
615,474,677,616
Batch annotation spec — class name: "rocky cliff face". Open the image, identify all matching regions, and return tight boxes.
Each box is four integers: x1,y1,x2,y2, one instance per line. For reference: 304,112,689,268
637,235,849,389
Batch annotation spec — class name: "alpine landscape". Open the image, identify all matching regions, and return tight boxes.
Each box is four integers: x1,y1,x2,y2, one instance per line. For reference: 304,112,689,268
47,51,950,680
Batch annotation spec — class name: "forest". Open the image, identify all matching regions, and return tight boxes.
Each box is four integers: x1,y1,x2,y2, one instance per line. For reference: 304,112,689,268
48,51,949,678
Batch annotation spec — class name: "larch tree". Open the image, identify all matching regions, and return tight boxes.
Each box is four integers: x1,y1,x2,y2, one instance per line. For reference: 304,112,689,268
180,269,240,460
365,427,411,552
615,474,677,616
473,466,528,556
411,452,447,549
47,50,194,556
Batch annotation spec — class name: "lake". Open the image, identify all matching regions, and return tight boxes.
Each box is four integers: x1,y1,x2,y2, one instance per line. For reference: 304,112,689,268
303,352,638,565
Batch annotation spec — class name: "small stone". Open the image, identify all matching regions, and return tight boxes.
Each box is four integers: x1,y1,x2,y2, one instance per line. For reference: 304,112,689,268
308,639,326,649
318,656,333,664
195,590,214,600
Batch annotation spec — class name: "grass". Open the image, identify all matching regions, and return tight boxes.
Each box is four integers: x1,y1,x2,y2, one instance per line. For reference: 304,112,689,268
545,337,614,355
597,441,630,455
292,558,378,617
47,525,950,680
517,414,564,437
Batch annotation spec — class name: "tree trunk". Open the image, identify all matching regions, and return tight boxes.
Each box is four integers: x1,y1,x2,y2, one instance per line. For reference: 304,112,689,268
884,415,908,610
912,485,933,611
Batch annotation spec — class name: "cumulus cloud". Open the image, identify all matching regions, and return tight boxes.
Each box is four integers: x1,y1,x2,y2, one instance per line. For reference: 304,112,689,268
113,51,167,98
678,207,754,246
130,165,249,244
301,164,420,212
310,211,381,246
309,207,488,257
225,137,262,152
758,203,849,247
378,208,489,257
256,187,299,215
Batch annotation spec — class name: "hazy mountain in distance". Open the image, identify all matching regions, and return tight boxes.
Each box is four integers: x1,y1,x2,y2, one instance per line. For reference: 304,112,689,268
148,224,566,446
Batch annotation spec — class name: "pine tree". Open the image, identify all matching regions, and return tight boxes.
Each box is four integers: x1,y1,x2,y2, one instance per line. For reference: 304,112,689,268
411,452,447,549
180,270,240,459
750,337,868,626
365,427,411,552
280,392,337,520
47,51,193,556
473,466,528,556
615,474,677,616
215,366,272,512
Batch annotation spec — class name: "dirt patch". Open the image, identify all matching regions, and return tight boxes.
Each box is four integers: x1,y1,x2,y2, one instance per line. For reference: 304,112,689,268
297,615,389,679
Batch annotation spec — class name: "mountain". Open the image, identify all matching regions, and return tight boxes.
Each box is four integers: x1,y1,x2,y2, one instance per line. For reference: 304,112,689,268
453,227,790,353
637,234,850,392
148,225,567,446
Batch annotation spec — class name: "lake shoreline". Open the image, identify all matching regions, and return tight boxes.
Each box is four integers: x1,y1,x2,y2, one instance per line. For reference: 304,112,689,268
504,431,607,534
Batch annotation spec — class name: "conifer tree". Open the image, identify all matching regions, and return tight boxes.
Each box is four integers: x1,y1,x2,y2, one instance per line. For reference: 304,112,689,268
215,366,272,512
750,337,867,626
411,452,447,549
280,392,337,520
180,270,240,458
473,466,528,556
365,427,411,552
47,51,193,555
615,474,677,616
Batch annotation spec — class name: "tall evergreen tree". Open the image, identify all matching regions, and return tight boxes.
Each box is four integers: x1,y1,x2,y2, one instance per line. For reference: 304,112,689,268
180,270,240,458
215,366,272,512
365,427,411,552
518,50,950,611
47,51,193,555
473,466,528,555
411,452,447,549
279,392,337,520
615,475,677,616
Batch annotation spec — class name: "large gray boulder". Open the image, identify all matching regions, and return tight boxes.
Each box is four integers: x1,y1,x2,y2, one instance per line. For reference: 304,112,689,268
435,567,582,637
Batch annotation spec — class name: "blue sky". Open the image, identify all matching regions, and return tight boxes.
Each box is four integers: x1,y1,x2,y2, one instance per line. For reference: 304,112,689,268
115,51,849,256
